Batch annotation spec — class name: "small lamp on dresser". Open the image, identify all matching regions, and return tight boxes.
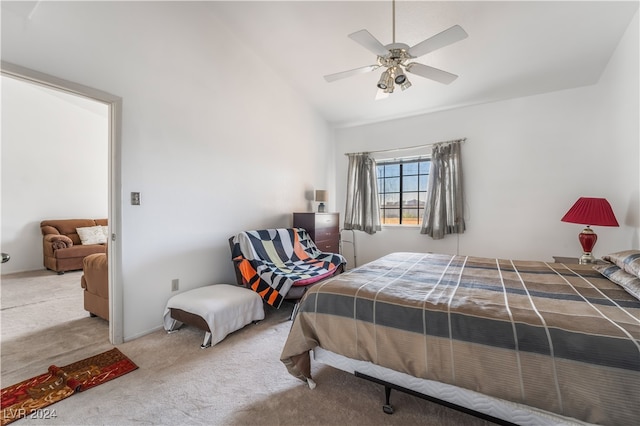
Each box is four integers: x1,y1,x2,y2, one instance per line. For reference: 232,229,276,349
315,190,328,213
560,197,619,264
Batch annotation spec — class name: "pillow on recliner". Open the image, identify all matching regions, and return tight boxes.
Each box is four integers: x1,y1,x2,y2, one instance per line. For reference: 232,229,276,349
49,235,73,249
76,226,107,245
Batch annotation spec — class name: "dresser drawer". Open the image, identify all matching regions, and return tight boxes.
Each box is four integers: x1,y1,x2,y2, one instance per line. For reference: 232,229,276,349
314,213,338,229
315,227,339,241
315,238,339,253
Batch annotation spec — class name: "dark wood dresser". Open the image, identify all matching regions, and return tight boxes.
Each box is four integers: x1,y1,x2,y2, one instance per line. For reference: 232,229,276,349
293,212,340,253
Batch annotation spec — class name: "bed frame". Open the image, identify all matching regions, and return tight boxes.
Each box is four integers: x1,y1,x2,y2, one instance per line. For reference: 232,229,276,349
354,371,515,425
313,347,590,426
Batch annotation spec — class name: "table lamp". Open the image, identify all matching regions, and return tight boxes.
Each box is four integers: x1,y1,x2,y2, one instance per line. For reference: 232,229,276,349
560,197,619,264
315,190,328,213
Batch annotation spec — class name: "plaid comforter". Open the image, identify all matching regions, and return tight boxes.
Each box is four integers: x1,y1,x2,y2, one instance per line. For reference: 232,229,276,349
281,252,640,425
231,228,346,308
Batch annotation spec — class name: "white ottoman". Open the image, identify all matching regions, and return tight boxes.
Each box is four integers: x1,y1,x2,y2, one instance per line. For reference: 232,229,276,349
163,284,264,348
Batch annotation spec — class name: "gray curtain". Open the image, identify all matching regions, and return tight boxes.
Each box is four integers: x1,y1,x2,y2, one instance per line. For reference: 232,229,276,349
344,153,381,235
420,141,465,239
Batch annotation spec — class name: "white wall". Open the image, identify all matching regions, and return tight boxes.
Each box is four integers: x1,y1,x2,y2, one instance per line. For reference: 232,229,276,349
1,2,334,340
596,10,640,247
334,11,639,267
1,76,109,274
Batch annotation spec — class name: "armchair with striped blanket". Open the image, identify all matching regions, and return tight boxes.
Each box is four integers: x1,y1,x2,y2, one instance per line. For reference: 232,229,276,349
230,228,346,310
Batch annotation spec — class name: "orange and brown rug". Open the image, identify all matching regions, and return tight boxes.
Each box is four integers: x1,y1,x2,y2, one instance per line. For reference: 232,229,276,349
1,348,138,425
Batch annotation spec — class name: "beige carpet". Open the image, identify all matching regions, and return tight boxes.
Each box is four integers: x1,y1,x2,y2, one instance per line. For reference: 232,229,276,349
1,270,491,425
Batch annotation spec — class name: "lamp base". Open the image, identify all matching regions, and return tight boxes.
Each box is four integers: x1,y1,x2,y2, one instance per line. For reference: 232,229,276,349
579,253,596,264
317,203,326,213
578,226,597,265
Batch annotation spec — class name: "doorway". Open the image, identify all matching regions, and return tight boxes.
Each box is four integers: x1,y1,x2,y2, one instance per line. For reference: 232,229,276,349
1,61,123,344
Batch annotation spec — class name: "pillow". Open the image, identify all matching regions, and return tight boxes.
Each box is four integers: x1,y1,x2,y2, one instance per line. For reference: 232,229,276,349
76,226,107,245
101,225,109,240
602,250,640,279
594,264,640,301
48,235,73,250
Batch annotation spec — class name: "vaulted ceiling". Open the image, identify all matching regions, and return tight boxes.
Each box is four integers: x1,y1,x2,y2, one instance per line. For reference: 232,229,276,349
3,1,638,128
211,1,638,127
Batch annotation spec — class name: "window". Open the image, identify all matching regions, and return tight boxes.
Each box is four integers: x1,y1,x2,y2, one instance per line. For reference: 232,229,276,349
377,158,430,225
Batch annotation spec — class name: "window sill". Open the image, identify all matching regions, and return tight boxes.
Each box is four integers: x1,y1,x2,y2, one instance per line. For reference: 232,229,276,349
381,224,421,230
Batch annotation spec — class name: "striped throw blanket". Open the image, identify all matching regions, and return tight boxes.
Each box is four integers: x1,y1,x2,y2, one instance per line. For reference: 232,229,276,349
281,252,640,425
231,228,346,308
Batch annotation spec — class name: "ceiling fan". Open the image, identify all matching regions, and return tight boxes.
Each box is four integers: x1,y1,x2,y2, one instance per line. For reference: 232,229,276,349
324,0,468,97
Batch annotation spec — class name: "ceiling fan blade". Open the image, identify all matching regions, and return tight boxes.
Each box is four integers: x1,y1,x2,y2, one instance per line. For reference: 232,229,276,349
406,63,458,85
408,25,468,58
324,65,379,83
348,29,389,57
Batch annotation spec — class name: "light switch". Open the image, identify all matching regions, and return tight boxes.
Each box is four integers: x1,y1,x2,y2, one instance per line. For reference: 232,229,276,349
131,192,141,205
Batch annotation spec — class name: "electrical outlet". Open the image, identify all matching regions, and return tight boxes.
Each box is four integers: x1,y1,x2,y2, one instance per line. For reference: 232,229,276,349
171,279,179,292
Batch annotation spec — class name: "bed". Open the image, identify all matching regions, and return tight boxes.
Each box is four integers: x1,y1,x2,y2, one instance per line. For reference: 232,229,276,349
280,252,640,425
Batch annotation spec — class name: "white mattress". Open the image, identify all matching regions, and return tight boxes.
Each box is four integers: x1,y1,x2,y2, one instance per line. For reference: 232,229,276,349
312,347,592,426
163,284,264,347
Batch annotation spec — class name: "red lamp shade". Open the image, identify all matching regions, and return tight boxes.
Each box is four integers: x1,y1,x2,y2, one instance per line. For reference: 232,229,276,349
561,197,619,227
561,197,619,264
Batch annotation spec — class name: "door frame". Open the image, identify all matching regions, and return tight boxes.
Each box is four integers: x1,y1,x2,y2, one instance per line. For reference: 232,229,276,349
1,61,124,344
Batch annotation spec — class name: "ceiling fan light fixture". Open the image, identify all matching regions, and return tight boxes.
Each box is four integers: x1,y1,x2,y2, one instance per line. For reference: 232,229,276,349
385,73,395,92
393,66,407,84
377,70,390,89
400,79,412,91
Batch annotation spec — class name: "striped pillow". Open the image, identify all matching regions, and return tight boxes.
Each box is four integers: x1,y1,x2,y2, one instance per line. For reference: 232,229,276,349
594,264,640,300
602,250,640,279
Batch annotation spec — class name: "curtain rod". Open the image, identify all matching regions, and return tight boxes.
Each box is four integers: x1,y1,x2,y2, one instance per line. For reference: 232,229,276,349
344,138,467,156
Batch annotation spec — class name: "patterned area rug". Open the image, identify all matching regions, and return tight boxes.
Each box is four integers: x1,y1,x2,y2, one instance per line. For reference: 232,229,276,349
1,348,138,425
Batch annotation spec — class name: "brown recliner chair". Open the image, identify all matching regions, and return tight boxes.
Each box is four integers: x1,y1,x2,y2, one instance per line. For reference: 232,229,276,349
80,253,109,321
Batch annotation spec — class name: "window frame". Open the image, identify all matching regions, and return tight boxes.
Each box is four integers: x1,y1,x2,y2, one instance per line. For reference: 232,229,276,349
376,157,431,227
